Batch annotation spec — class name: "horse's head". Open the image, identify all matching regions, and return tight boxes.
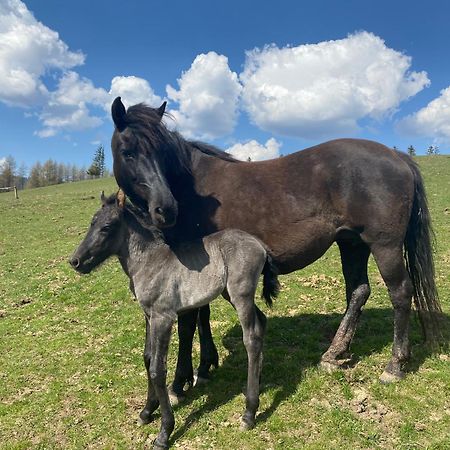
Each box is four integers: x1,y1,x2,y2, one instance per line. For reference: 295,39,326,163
111,97,178,229
70,191,126,274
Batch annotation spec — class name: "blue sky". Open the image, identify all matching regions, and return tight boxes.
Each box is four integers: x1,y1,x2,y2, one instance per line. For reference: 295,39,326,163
1,0,450,172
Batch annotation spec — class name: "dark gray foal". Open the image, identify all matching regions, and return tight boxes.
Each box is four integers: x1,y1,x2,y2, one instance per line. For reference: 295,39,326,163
70,191,279,450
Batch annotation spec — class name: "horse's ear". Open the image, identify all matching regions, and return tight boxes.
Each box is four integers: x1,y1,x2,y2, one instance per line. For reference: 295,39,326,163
117,189,126,209
156,101,167,119
100,190,106,204
111,97,127,132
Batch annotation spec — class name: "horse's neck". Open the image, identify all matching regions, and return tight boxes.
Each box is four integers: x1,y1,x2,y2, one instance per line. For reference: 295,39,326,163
118,216,167,280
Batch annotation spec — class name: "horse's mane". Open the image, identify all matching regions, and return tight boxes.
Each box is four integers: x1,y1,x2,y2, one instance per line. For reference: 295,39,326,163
124,103,240,173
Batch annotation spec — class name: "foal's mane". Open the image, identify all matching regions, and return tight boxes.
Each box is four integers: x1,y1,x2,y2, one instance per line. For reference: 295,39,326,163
103,193,163,238
125,103,240,173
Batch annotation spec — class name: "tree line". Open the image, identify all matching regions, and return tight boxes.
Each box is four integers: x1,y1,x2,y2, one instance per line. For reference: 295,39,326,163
0,145,109,190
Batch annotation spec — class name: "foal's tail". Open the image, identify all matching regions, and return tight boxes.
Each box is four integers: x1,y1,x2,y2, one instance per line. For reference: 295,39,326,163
261,252,280,308
400,153,442,342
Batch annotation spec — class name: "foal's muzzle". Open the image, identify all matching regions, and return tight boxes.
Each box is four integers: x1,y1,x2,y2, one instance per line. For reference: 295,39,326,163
69,257,80,269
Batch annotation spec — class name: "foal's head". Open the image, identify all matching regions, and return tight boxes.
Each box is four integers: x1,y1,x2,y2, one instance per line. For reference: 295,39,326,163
70,191,126,274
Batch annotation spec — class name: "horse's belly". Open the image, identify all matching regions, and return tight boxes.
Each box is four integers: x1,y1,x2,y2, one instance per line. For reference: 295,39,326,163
176,268,226,312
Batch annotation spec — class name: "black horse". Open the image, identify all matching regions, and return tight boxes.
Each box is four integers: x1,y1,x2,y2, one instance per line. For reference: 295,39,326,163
110,97,441,396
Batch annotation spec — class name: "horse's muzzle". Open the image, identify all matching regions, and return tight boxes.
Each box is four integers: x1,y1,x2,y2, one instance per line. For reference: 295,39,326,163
153,206,177,228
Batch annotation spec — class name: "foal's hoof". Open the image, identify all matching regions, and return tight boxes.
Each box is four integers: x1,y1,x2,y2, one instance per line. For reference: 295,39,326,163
379,370,405,384
168,386,186,406
138,410,154,426
240,416,255,431
152,439,169,450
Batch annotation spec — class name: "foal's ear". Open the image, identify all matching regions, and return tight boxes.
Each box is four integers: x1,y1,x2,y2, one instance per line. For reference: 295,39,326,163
100,190,106,205
156,101,167,119
111,97,127,132
117,189,126,209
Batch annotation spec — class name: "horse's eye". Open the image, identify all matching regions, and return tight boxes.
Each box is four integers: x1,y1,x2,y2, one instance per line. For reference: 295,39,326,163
100,225,111,233
122,149,135,160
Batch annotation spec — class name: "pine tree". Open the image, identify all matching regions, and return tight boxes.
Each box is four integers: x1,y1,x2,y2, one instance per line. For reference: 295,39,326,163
87,145,105,178
407,145,416,156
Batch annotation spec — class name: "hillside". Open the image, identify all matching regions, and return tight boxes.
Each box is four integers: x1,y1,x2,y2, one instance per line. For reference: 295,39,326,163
0,158,449,449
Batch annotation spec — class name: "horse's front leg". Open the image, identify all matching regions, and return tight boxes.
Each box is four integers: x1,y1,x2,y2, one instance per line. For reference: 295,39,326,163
148,312,176,450
170,309,197,402
196,304,219,383
139,317,159,425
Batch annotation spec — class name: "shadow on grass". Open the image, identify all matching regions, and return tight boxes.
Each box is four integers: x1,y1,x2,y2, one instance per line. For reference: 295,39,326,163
169,307,450,445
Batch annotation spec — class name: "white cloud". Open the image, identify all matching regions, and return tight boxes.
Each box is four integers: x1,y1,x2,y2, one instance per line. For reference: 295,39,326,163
36,71,109,137
108,76,162,110
0,0,84,107
227,138,281,161
397,86,450,144
240,32,430,139
36,73,165,137
167,52,242,140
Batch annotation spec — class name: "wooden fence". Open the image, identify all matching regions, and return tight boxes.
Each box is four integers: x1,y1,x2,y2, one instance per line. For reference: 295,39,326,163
0,186,18,199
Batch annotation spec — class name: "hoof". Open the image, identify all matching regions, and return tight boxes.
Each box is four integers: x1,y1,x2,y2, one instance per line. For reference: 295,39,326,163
193,373,210,386
379,370,405,384
138,411,154,426
168,387,185,406
320,360,340,373
240,417,255,431
152,439,169,450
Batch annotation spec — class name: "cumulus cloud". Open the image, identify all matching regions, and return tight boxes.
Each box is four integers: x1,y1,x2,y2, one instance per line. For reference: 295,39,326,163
167,52,242,140
36,71,108,137
0,0,84,107
108,76,162,110
397,86,450,144
36,73,165,137
240,31,430,139
227,138,281,161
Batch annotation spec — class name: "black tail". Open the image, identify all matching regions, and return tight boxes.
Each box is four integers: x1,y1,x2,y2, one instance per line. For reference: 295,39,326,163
401,154,442,341
261,253,280,308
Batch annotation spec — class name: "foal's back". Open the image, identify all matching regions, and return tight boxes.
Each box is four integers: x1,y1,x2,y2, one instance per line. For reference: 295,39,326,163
138,229,267,314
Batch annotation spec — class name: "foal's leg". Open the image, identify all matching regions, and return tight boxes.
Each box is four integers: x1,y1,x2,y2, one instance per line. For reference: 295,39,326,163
196,304,219,383
139,318,159,425
171,309,198,402
321,241,371,370
232,298,266,430
148,313,176,450
371,245,413,383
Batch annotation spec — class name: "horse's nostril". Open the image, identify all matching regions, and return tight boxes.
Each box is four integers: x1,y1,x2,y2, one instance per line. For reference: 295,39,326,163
155,207,164,216
70,257,80,268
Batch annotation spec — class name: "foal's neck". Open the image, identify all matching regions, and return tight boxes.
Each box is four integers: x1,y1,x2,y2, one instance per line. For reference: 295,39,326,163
117,208,167,278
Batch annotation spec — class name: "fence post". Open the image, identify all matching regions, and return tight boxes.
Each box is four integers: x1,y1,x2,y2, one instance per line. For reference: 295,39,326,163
14,186,18,200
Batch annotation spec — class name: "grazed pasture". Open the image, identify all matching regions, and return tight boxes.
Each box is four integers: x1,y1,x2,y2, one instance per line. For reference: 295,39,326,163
0,157,449,449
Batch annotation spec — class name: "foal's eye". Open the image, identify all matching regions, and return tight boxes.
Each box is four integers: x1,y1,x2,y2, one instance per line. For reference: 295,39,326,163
122,149,135,160
100,225,111,233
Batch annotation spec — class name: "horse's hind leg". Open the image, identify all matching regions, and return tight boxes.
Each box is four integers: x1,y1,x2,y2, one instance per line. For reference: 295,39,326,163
196,304,219,383
372,244,413,383
233,299,266,430
321,241,371,370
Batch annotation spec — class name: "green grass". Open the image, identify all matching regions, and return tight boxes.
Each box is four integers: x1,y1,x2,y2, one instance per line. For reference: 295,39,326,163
1,158,449,449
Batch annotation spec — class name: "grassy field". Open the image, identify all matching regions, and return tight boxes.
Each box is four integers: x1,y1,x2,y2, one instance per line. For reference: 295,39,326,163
0,157,449,450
